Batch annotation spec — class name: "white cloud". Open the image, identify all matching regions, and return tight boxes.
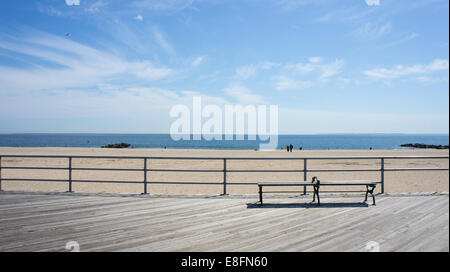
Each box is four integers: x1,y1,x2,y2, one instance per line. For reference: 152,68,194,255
259,61,280,69
0,84,231,133
84,0,106,13
416,76,449,84
308,57,323,63
223,85,266,104
153,27,175,56
365,0,380,6
364,59,449,79
132,0,196,12
279,107,448,134
272,76,314,91
276,0,316,12
41,6,63,16
233,61,280,80
234,65,257,80
356,22,391,39
0,30,175,93
191,56,206,67
65,0,81,6
135,15,144,21
286,58,344,79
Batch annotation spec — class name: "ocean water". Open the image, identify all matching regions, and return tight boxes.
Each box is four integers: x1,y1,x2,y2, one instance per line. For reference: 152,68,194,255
0,133,448,150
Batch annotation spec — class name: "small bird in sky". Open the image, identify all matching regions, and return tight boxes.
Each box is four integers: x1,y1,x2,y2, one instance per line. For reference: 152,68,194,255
65,33,72,37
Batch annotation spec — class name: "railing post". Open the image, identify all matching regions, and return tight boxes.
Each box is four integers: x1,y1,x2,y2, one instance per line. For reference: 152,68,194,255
381,158,385,194
222,158,227,195
143,158,148,195
0,156,3,192
303,159,307,195
68,157,72,193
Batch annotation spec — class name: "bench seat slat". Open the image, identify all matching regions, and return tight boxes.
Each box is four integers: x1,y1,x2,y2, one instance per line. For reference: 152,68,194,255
258,182,312,186
320,181,377,186
258,180,377,186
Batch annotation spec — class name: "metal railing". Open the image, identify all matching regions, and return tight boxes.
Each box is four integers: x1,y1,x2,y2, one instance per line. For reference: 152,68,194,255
0,155,448,195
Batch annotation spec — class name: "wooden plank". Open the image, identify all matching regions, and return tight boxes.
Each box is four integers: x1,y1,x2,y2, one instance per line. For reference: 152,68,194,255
0,192,448,252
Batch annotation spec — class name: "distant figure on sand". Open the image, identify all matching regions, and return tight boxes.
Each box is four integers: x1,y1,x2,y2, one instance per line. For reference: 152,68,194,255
286,145,289,152
289,144,293,152
299,146,303,150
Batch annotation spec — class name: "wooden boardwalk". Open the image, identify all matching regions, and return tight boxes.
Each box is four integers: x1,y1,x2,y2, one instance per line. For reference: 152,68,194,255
0,191,448,252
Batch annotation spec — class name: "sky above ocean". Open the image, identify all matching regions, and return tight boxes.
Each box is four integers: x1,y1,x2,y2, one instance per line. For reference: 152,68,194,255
0,0,448,134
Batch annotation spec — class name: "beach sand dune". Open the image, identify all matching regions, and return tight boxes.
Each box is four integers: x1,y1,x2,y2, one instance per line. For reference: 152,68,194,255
0,148,448,195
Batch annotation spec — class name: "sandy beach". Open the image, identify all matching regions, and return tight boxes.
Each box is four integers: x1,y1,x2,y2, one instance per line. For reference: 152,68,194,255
0,147,448,195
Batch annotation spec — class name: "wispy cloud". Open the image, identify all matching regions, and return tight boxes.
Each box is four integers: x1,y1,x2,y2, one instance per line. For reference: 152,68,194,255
0,29,175,93
374,32,419,49
135,15,144,21
65,0,81,6
153,26,175,56
84,0,107,13
416,75,449,84
234,61,280,80
272,75,314,91
234,65,257,80
37,5,64,17
285,58,344,79
365,0,380,6
266,57,344,91
131,0,197,12
275,0,316,12
223,85,266,104
355,22,392,39
364,59,449,79
191,55,206,67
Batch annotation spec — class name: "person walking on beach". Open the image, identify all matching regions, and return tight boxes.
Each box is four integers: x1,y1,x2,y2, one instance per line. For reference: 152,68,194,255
289,144,293,152
286,145,289,152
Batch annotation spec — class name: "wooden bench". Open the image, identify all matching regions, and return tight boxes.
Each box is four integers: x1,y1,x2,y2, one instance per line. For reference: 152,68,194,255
258,176,377,206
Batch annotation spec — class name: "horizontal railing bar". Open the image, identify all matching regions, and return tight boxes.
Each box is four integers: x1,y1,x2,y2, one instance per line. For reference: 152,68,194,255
227,170,303,173
1,178,69,182
149,169,305,173
71,180,144,184
146,181,223,185
1,178,143,184
0,155,147,159
2,166,69,170
72,168,143,172
1,155,448,160
148,169,223,172
2,167,448,172
260,191,305,194
384,168,449,171
0,179,385,186
307,169,380,172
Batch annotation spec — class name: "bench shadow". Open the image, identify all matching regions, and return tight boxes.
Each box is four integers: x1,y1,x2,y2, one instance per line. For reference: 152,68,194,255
247,202,370,209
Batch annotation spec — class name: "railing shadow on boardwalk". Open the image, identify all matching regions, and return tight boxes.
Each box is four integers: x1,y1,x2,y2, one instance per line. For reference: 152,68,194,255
246,202,370,209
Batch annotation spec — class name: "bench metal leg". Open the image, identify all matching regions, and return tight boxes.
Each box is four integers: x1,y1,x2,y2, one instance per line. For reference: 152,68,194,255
259,185,263,206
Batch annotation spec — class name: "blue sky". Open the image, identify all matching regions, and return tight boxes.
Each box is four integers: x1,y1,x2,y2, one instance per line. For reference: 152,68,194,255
0,0,448,134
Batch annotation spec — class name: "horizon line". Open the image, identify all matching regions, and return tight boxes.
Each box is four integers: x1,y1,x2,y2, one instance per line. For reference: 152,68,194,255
0,132,449,136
